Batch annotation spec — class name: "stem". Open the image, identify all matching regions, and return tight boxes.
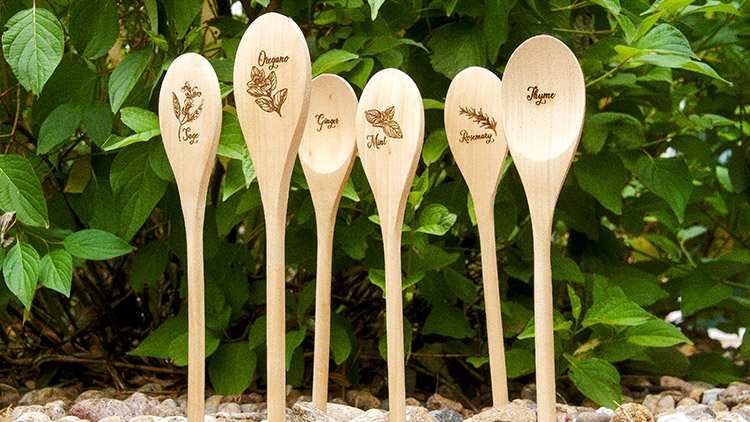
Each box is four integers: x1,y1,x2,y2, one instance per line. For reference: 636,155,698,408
586,59,630,87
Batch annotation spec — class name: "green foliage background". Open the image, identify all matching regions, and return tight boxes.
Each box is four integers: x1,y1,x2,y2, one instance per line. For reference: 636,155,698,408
1,0,750,408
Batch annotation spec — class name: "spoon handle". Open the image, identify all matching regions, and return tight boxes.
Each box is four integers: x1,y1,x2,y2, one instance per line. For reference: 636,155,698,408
184,208,206,422
312,213,335,410
475,203,509,406
532,215,555,422
265,210,287,422
384,222,406,422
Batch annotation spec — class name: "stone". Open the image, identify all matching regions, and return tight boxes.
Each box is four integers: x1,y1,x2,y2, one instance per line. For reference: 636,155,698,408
643,395,660,413
575,411,612,422
162,399,178,409
702,388,725,404
146,404,184,417
43,400,68,420
612,403,654,422
470,402,536,422
655,413,691,422
213,412,264,421
680,404,714,420
688,388,706,403
136,384,163,394
160,418,187,422
406,398,422,407
99,417,127,422
0,392,21,408
204,395,222,414
405,406,437,422
129,417,162,422
326,403,365,422
660,377,696,393
69,398,136,422
428,408,462,422
58,417,84,422
217,402,243,413
19,387,74,406
676,398,697,408
654,395,676,416
348,408,387,422
76,391,116,404
10,405,45,419
241,403,267,414
291,401,334,422
520,384,537,402
425,394,463,414
346,391,380,410
713,401,729,413
15,412,52,422
717,413,750,422
125,393,160,415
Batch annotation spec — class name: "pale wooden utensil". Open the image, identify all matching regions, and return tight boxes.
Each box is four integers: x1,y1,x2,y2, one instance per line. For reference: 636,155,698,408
500,35,585,422
233,13,311,422
299,74,358,412
444,66,509,407
355,68,424,422
158,53,222,422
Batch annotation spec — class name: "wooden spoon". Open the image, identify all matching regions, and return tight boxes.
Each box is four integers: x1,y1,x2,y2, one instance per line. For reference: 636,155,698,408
500,35,585,422
299,74,358,412
158,53,222,422
444,66,509,406
355,68,424,422
233,13,311,422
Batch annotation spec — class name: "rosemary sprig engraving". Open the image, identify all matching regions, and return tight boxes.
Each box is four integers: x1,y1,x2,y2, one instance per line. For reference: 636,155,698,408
172,82,203,144
459,106,497,135
364,106,403,139
247,66,288,116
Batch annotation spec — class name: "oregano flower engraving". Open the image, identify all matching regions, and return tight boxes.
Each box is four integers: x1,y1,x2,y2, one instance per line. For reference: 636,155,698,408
172,82,203,144
247,66,287,116
364,106,403,139
458,106,497,135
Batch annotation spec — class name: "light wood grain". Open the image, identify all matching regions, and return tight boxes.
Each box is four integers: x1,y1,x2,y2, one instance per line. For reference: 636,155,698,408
355,68,424,422
500,35,585,422
299,74,358,412
234,12,311,422
158,53,222,422
444,66,509,407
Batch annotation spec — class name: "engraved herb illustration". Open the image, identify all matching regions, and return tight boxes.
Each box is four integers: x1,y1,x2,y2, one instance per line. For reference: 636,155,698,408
459,106,497,135
172,82,204,145
365,106,403,149
247,65,288,116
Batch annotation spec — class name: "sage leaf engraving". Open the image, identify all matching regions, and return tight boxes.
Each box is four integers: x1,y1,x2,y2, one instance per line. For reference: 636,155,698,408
364,106,403,139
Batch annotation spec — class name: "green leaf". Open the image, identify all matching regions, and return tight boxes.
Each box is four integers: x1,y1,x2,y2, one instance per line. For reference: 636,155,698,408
161,0,203,38
120,107,160,133
505,347,535,378
582,297,653,328
566,355,621,409
689,352,745,385
367,0,386,20
518,310,572,339
415,204,457,236
83,102,113,146
574,153,628,215
429,22,487,79
423,304,476,339
217,112,246,160
624,319,692,347
680,271,732,315
330,316,353,365
1,8,64,94
631,52,730,83
312,49,360,77
247,315,266,350
209,342,256,395
635,156,693,222
442,267,477,304
167,330,222,366
581,112,642,154
63,229,134,260
603,268,668,307
38,103,84,154
130,239,169,292
39,249,72,297
129,307,187,358
551,250,584,283
483,0,516,63
379,317,413,360
682,1,740,16
423,128,448,166
633,24,698,58
286,327,307,371
108,49,153,113
0,154,49,227
591,0,621,15
110,143,168,240
68,0,119,58
568,284,582,321
2,241,40,309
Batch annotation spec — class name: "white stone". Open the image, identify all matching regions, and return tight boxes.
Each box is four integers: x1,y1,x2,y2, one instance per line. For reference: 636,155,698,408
657,413,693,422
702,388,725,404
15,412,52,422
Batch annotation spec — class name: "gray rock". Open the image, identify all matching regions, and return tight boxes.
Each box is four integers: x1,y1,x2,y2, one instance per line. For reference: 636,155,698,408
125,393,160,415
656,413,691,422
75,390,116,404
43,400,68,420
702,388,725,405
291,401,334,422
10,405,45,419
69,398,136,422
146,404,184,417
677,398,698,408
15,412,52,422
160,418,187,422
471,402,536,422
203,395,222,414
217,402,243,413
213,412,264,421
654,395,676,416
716,413,750,422
58,417,84,422
19,387,74,406
680,404,714,420
346,391,380,411
405,406,438,422
162,399,178,409
136,384,163,394
326,403,365,422
429,408,462,422
348,408,387,422
99,417,127,422
660,376,697,393
575,411,611,422
242,403,267,414
425,394,463,414
129,417,162,422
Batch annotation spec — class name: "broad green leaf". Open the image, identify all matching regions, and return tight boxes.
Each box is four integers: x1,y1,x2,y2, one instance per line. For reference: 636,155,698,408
689,352,745,385
635,156,693,222
39,249,72,297
442,267,477,304
312,49,360,76
568,284,582,321
346,57,375,90
551,250,584,283
379,317,412,360
286,327,307,371
367,0,386,20
574,153,628,215
582,297,653,327
120,107,160,133
632,53,730,83
443,0,459,15
108,49,153,113
68,0,119,58
633,12,662,43
423,128,448,166
217,112,246,160
633,24,697,58
129,307,187,358
368,269,425,295
505,347,535,378
2,8,64,94
591,0,621,14
680,271,732,315
2,241,40,309
248,315,266,350
581,112,642,154
83,102,113,146
483,0,516,63
682,1,740,16
423,304,476,339
167,330,221,366
566,355,621,409
518,310,572,339
615,14,635,45
603,267,668,307
130,239,169,292
0,154,49,227
161,0,203,38
429,22,487,79
63,229,134,260
331,317,353,364
38,103,84,154
110,143,168,240
624,319,692,347
678,225,707,242
415,203,457,236
297,282,316,321
209,342,256,395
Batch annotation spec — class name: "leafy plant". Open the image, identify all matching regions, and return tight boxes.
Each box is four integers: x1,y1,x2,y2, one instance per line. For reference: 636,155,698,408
1,0,749,407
